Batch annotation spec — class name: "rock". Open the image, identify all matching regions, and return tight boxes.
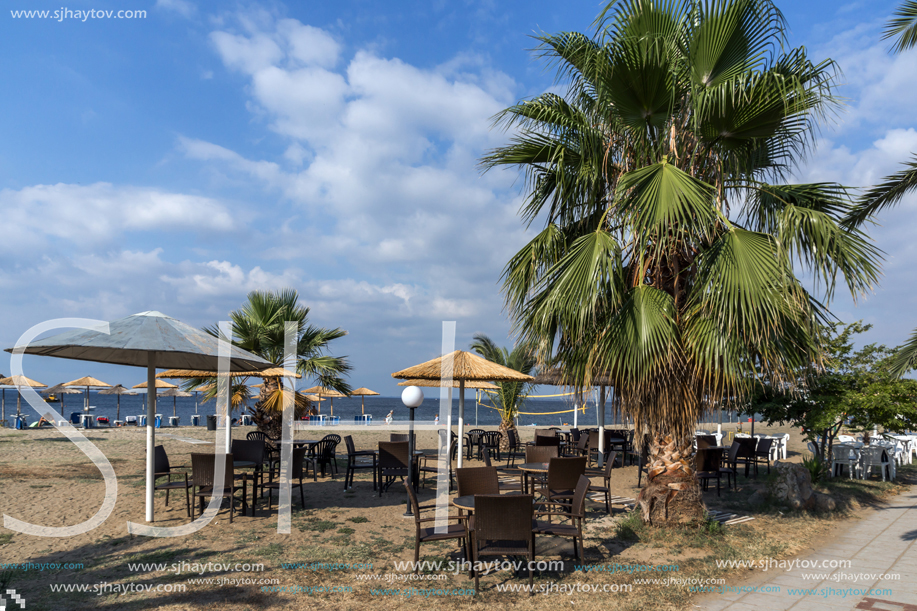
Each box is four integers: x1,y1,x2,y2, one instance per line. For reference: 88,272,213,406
814,492,836,513
747,490,767,506
767,461,816,510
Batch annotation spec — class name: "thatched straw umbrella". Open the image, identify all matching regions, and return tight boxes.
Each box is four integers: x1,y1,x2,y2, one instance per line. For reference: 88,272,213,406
349,387,380,415
0,375,47,420
98,384,134,422
391,350,533,468
302,386,346,417
63,376,112,412
159,386,192,419
43,383,81,419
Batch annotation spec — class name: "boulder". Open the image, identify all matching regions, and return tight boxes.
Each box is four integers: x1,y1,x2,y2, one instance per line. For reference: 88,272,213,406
747,489,767,507
814,492,836,513
767,461,815,510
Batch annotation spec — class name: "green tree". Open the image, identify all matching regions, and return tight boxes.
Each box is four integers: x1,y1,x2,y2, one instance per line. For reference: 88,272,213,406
482,0,880,524
846,1,917,378
469,333,536,446
190,289,351,438
748,322,917,477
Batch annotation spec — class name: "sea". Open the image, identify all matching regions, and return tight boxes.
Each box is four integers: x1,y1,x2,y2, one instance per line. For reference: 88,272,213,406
1,389,750,428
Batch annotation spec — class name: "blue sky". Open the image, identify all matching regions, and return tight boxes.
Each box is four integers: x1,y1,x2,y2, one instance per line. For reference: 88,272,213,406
1,0,916,397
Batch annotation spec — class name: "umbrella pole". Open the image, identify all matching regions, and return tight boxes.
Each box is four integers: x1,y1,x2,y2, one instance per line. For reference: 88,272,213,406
16,390,21,418
145,353,157,522
598,385,606,468
2,389,5,423
457,380,465,469
173,396,177,419
116,395,120,423
361,396,365,415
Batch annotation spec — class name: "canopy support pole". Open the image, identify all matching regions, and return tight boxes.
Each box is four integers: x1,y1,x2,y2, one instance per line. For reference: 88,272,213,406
597,385,606,468
457,380,465,469
145,351,156,522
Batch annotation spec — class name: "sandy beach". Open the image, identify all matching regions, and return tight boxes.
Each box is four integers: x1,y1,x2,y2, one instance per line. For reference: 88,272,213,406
0,420,854,611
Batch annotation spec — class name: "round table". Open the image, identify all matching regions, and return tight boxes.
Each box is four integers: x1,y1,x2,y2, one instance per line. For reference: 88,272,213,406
518,462,549,494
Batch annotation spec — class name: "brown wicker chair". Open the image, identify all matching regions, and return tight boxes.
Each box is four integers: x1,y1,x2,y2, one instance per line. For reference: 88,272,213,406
481,447,522,491
505,429,526,466
261,446,308,511
534,475,590,564
544,456,587,507
344,435,377,491
231,439,265,501
153,445,191,519
695,448,723,496
456,466,499,497
534,435,561,448
470,494,535,592
378,441,414,496
190,453,247,522
585,451,618,513
419,438,456,491
696,434,717,450
404,480,470,573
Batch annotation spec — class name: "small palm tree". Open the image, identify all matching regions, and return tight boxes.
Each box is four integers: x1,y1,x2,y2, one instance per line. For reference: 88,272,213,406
469,334,535,446
189,289,351,438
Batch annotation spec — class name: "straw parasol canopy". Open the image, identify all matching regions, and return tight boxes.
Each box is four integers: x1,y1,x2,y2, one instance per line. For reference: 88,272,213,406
391,350,534,382
392,350,534,468
41,383,80,418
157,367,300,379
349,387,379,415
63,376,112,411
159,386,192,418
302,386,346,416
132,379,177,389
0,375,47,418
397,379,498,389
99,384,136,422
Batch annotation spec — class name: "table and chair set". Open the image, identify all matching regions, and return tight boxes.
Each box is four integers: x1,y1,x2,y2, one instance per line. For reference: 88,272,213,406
823,433,916,481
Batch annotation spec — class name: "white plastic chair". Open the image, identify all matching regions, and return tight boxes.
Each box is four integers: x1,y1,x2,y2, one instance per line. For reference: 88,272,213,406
860,446,892,481
831,445,860,479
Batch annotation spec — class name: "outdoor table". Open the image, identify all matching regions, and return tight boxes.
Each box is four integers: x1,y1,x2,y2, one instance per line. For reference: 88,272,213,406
518,462,550,494
452,492,526,512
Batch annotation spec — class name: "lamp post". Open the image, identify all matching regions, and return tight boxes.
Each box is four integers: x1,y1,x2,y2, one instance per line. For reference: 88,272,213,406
401,385,423,517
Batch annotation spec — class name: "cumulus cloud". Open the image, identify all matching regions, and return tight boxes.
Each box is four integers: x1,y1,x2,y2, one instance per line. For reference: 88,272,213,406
0,182,235,254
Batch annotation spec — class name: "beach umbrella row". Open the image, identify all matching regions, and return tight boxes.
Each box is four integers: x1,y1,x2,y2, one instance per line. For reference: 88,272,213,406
0,375,47,419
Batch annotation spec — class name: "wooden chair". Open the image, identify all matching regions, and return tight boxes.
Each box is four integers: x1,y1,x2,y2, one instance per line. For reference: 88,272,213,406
456,466,499,497
419,438,457,491
262,446,307,512
344,435,377,491
190,453,247,522
153,445,191,519
404,480,469,573
534,475,590,564
470,495,535,592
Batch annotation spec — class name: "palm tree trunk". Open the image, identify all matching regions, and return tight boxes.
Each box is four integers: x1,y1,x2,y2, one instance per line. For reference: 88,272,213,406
636,434,706,525
498,418,515,451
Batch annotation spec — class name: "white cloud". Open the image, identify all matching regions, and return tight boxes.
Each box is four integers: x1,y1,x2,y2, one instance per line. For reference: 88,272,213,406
155,0,195,18
0,183,235,254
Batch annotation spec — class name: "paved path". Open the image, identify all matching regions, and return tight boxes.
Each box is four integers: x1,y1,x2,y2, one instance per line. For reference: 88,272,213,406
697,488,917,611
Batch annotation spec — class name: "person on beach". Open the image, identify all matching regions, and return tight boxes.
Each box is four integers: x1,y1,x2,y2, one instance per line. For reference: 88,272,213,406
385,410,394,424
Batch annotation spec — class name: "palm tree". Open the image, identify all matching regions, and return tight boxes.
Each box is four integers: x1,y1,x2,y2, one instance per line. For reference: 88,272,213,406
469,334,536,446
848,1,917,378
482,0,881,525
189,289,351,438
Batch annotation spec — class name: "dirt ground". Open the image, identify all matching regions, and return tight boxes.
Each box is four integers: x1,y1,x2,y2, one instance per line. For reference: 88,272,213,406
0,421,908,611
